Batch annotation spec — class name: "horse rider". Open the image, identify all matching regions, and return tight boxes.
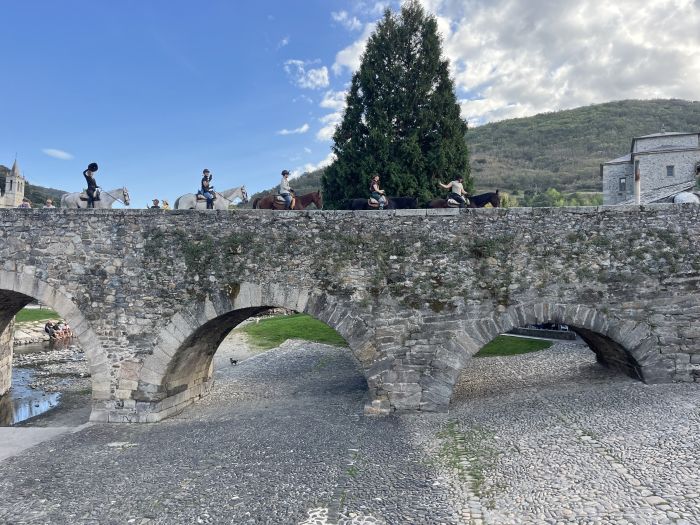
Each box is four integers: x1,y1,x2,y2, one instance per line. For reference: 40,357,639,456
438,176,468,208
369,175,388,209
83,162,99,208
200,169,215,209
279,169,294,209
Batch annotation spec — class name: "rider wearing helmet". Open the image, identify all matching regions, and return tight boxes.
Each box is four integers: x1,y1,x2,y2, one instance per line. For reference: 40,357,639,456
83,162,99,208
200,169,215,209
279,170,294,209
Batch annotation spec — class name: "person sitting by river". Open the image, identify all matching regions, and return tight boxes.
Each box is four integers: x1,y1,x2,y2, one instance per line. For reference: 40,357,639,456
438,177,468,208
44,321,56,339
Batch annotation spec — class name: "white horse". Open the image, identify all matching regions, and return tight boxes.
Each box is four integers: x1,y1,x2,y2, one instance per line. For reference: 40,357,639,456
174,186,249,210
61,187,131,209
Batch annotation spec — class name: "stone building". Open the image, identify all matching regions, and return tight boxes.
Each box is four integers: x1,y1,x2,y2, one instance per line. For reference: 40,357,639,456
0,160,26,209
601,130,700,205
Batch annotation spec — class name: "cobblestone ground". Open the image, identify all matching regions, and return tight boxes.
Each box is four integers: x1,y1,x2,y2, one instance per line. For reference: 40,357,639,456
0,338,698,524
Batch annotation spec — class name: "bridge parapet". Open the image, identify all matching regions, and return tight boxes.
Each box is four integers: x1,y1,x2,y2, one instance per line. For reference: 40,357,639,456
0,204,698,422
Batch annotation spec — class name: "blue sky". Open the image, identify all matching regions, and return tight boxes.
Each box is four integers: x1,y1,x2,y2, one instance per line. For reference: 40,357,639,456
2,0,698,208
0,0,397,207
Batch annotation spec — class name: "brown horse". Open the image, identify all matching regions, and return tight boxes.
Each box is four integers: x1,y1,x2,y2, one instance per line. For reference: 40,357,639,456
253,191,323,210
428,190,500,209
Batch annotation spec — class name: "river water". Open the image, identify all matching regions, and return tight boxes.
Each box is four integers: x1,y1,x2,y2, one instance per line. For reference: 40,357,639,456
0,341,86,426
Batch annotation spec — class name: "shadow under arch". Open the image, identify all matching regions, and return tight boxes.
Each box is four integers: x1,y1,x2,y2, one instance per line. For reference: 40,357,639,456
431,302,671,409
135,282,377,423
0,269,110,412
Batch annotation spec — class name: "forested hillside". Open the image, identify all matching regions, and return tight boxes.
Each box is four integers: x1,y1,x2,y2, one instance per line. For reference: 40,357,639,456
265,99,699,206
469,99,700,194
0,165,66,207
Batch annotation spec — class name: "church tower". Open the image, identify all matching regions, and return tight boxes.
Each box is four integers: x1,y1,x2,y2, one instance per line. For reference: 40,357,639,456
0,160,26,208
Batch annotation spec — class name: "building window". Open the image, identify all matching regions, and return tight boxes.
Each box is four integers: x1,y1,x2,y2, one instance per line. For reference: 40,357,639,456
619,177,626,192
8,180,12,192
667,165,675,177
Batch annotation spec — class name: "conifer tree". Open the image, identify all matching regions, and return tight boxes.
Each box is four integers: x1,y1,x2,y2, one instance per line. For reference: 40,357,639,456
322,0,471,207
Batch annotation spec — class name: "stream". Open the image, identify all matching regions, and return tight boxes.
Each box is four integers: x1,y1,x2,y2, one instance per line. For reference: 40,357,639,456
0,341,90,427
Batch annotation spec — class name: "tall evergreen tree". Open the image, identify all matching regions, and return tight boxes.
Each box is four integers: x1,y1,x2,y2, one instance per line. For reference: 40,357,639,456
322,0,471,207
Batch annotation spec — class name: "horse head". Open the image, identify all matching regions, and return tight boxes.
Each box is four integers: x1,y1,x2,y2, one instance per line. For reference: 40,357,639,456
122,187,131,206
315,190,323,209
241,186,249,204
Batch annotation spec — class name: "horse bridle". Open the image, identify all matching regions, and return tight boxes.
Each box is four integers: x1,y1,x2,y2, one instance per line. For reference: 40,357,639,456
100,188,129,205
214,187,247,205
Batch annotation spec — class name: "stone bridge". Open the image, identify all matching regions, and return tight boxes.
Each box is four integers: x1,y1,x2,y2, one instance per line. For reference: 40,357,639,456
1,205,699,423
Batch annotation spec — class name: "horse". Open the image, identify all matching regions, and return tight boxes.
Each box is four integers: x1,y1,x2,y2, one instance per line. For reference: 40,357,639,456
389,196,417,209
253,190,323,210
174,186,249,210
428,190,500,209
344,198,395,210
61,187,131,209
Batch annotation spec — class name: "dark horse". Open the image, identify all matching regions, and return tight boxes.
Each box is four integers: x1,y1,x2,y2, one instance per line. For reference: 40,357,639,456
428,190,500,209
253,191,323,210
344,196,417,210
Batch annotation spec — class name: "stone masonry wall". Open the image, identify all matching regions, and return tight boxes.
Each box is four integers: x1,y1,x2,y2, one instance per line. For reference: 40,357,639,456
0,205,699,422
634,134,699,153
0,319,12,397
637,150,699,194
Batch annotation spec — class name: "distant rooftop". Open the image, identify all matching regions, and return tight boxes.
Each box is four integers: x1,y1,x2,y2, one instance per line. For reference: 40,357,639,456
636,131,698,139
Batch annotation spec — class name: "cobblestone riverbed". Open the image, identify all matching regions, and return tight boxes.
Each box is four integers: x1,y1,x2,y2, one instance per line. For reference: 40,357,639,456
0,338,698,524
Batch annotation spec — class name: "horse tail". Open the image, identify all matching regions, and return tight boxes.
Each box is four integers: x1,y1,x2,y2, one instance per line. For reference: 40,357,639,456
496,189,500,194
174,196,182,210
252,197,260,209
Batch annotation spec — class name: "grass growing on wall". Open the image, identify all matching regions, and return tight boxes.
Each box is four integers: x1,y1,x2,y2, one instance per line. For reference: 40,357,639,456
238,314,348,350
15,308,59,323
475,335,553,357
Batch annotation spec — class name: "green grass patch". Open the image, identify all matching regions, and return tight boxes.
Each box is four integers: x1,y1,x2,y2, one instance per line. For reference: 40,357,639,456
238,313,348,350
15,308,59,323
474,334,552,357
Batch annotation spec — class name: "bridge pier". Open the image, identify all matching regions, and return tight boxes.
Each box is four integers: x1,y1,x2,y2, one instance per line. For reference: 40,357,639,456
0,319,13,398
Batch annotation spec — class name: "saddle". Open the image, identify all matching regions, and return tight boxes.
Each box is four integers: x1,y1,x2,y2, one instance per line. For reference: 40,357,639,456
196,190,216,201
79,188,101,201
273,195,295,209
367,197,382,208
446,198,461,208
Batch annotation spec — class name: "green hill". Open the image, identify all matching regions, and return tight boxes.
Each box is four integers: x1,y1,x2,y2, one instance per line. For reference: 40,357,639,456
469,98,700,194
263,99,700,205
0,165,67,207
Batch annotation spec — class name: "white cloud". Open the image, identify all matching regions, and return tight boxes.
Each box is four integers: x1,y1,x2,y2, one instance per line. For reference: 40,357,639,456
304,147,312,154
42,148,74,160
316,90,348,141
277,123,310,135
419,0,700,124
278,36,290,48
284,59,330,89
332,10,363,31
329,0,700,124
291,151,336,178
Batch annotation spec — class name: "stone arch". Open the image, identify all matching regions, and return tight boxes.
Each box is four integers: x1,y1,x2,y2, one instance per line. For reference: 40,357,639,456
472,303,667,380
421,302,670,411
133,282,378,422
0,269,110,413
